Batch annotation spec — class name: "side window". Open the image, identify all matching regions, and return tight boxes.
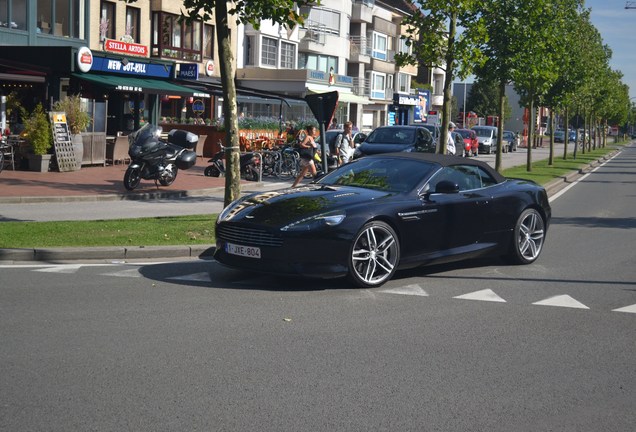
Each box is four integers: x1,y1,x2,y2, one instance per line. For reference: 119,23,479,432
427,165,497,193
477,166,499,187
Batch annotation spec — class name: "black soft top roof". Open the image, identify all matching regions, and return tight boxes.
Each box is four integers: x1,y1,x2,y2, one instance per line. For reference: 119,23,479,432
365,152,507,183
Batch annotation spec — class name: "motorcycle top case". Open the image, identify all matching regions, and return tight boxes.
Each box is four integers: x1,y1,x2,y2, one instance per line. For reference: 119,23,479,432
168,129,198,149
176,150,197,169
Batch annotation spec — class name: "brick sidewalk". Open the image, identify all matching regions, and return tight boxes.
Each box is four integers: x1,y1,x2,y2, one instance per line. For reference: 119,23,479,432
0,158,228,201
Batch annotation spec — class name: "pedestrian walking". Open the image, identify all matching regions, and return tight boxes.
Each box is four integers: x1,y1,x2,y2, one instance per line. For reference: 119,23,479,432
292,125,318,187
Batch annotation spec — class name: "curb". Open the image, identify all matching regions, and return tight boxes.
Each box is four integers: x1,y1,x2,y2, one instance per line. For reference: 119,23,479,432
0,187,227,204
0,245,216,263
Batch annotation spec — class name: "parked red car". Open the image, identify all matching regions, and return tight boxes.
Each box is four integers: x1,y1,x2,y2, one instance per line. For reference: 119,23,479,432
456,128,478,156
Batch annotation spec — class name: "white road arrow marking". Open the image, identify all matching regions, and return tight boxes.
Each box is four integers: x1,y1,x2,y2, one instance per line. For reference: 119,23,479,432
101,268,143,278
453,289,506,302
380,284,429,296
612,304,636,314
532,295,589,309
34,264,84,274
167,272,211,282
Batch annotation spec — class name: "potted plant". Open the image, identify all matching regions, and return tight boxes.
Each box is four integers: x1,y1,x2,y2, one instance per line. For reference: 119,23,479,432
21,103,53,172
52,94,91,169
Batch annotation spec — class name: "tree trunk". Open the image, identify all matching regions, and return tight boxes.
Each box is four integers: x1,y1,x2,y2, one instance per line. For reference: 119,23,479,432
563,106,568,160
495,79,506,172
548,109,554,166
526,97,534,172
440,11,457,155
215,2,241,207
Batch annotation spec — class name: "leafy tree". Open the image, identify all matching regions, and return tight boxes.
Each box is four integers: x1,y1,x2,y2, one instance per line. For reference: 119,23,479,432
509,0,568,171
465,78,511,120
397,1,487,154
126,0,313,206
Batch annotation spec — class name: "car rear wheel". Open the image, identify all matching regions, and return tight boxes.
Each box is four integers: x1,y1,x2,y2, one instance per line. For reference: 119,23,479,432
508,208,546,264
348,221,400,288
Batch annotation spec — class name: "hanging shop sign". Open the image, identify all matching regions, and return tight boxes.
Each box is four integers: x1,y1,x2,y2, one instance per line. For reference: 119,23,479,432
76,47,93,73
192,99,205,115
205,60,214,76
393,93,419,106
103,39,149,57
178,63,199,80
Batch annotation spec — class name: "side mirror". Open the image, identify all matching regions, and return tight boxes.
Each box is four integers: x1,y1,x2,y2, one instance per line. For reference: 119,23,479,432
355,133,367,144
435,180,460,194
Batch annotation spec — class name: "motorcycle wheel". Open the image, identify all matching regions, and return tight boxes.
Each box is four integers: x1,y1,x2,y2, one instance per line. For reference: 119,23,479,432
205,165,221,177
244,167,259,181
123,166,142,191
159,166,178,186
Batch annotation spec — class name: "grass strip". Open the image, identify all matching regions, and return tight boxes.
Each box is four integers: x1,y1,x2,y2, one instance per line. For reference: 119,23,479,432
502,146,618,185
0,214,217,248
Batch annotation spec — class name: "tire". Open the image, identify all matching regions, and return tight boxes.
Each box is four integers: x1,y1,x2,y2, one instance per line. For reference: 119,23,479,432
244,166,259,181
507,208,546,265
123,166,141,191
348,221,400,288
205,165,220,177
159,166,178,186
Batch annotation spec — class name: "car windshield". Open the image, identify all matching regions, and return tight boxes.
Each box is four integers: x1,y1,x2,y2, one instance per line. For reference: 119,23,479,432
318,157,435,193
457,130,471,138
473,128,493,138
366,128,415,144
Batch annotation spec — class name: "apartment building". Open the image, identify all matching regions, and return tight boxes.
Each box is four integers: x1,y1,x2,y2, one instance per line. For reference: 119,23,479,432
236,0,432,132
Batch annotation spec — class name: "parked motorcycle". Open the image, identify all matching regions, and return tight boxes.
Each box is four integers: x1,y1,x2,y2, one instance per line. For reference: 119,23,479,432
204,143,261,181
123,124,198,191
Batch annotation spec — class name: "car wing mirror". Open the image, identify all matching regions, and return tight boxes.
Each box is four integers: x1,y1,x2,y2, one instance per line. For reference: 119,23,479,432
435,180,460,194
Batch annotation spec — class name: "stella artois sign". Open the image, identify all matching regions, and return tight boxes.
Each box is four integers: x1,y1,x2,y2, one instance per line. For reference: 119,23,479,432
103,39,148,57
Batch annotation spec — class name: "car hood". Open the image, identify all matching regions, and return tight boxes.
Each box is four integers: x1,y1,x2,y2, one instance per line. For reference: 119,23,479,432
220,184,392,227
358,142,413,155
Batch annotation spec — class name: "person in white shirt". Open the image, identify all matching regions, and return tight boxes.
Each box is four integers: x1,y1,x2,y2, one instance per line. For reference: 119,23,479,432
337,121,355,164
447,122,456,156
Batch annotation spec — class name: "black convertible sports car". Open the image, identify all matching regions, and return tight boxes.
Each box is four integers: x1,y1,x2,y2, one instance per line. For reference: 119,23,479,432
214,153,551,287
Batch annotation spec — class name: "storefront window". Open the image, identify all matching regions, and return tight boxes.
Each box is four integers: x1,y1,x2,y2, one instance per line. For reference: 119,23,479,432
4,0,26,30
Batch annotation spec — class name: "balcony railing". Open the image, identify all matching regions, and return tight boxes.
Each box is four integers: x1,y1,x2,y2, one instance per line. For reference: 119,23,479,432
353,77,370,97
350,36,371,57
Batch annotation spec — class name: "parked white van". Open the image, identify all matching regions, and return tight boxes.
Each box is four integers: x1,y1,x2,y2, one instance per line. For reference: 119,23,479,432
472,126,498,154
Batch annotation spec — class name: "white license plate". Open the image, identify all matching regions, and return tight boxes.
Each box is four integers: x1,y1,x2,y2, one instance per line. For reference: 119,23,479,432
225,242,261,259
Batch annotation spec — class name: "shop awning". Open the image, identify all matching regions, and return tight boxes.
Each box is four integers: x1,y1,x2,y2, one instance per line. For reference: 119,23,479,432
307,88,368,105
72,73,210,98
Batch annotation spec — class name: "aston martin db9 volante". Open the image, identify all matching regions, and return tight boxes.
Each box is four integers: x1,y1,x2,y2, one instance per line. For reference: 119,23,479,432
214,153,551,287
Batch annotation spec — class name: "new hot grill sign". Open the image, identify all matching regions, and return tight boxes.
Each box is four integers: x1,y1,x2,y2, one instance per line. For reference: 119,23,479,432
104,39,148,57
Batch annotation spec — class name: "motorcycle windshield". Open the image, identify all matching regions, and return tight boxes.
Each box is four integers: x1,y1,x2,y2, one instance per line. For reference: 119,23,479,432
129,124,164,154
129,124,162,148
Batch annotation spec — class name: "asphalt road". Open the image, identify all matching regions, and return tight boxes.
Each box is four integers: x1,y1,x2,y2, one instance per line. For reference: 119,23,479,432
0,145,634,431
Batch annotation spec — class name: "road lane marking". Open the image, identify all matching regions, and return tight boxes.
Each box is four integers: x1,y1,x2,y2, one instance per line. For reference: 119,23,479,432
532,295,589,309
380,284,429,296
612,304,636,314
453,289,506,302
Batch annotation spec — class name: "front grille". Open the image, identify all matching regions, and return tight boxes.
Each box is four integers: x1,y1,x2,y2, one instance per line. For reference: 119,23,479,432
217,224,283,247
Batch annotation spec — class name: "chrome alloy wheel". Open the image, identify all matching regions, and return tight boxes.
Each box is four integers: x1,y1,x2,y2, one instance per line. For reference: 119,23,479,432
349,221,400,287
515,208,545,263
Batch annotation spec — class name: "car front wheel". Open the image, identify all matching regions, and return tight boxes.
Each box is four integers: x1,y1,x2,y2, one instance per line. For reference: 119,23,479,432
348,221,400,287
508,208,546,264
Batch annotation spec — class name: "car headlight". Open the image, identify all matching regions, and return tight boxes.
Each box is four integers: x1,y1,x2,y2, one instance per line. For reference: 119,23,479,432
281,211,346,232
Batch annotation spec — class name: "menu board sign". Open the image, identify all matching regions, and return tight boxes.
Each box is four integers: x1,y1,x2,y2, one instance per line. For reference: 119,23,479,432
49,111,77,172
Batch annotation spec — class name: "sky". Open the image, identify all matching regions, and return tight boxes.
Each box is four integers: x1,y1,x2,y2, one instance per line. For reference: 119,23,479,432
586,0,636,99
